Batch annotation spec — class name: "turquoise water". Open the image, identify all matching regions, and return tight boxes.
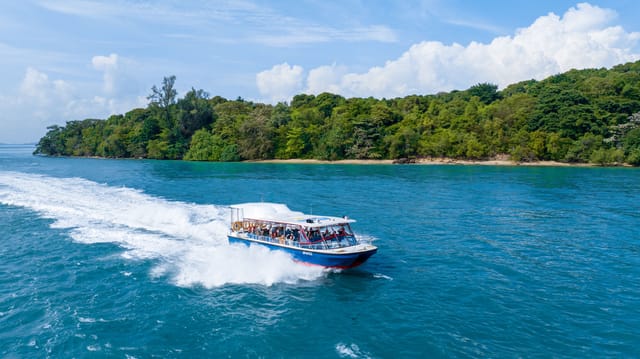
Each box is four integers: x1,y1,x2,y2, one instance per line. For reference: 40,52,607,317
1,144,639,357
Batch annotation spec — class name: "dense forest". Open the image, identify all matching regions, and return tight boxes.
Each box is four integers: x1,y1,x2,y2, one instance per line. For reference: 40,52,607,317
35,60,640,165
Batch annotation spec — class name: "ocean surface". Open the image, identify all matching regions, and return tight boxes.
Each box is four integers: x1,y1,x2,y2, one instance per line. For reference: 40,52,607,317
1,144,639,357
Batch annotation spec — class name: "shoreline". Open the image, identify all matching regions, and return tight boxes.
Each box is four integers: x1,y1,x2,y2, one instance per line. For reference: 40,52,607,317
245,158,601,167
27,152,630,167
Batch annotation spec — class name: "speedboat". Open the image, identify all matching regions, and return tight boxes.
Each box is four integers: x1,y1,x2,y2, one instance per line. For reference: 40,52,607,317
228,203,377,269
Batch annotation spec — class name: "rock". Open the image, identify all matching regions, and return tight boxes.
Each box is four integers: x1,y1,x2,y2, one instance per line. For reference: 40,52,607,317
392,158,416,164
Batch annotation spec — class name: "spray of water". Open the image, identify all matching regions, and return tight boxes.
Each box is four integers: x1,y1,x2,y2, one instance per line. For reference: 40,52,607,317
0,171,325,287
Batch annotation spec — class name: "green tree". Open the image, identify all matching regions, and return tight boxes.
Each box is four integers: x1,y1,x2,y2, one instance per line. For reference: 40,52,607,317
34,125,65,155
176,88,214,138
184,129,216,161
237,105,274,160
148,75,178,110
509,129,535,162
284,127,306,158
462,133,487,159
147,76,178,136
564,133,603,162
385,126,419,159
147,138,170,159
590,148,624,165
468,83,501,104
626,148,640,165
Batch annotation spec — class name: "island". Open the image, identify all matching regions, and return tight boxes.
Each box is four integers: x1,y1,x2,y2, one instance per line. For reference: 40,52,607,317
35,61,640,167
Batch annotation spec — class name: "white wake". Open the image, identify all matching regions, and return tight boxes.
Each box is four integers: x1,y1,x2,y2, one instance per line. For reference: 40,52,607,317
0,171,324,287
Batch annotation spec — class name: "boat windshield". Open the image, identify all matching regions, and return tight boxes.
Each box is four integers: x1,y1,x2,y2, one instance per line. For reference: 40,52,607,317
307,224,355,243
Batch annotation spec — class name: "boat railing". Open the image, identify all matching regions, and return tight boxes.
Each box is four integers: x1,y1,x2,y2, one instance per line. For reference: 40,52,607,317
245,233,357,250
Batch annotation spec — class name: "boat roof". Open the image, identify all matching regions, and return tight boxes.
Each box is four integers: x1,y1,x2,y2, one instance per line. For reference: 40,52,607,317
230,202,356,228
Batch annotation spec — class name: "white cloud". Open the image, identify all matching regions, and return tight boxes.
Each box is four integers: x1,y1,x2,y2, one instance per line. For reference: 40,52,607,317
0,65,145,143
92,53,119,93
253,25,397,47
38,0,123,18
443,18,506,35
0,68,73,143
256,63,304,103
19,67,73,107
306,64,349,95
257,3,640,102
20,67,53,100
38,1,397,47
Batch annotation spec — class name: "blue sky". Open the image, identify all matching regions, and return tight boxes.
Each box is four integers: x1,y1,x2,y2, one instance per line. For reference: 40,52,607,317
1,1,639,143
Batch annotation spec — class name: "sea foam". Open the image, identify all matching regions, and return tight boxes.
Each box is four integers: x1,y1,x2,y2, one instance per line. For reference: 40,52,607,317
0,171,324,287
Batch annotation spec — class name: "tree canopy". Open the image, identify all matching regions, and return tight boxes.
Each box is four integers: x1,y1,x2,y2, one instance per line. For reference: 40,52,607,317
35,61,640,166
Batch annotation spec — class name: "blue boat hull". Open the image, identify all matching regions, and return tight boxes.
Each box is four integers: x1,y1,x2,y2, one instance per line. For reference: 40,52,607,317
228,235,377,269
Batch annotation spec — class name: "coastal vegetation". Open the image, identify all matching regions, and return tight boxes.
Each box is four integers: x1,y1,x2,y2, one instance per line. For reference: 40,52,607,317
35,61,640,166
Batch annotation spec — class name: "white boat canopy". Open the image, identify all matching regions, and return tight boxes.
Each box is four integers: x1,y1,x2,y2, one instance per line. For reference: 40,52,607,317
230,202,356,228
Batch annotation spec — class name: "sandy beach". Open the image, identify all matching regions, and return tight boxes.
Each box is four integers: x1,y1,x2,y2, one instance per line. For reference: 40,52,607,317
247,157,597,167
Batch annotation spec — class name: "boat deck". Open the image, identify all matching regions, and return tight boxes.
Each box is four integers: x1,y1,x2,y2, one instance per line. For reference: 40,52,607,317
232,232,374,253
